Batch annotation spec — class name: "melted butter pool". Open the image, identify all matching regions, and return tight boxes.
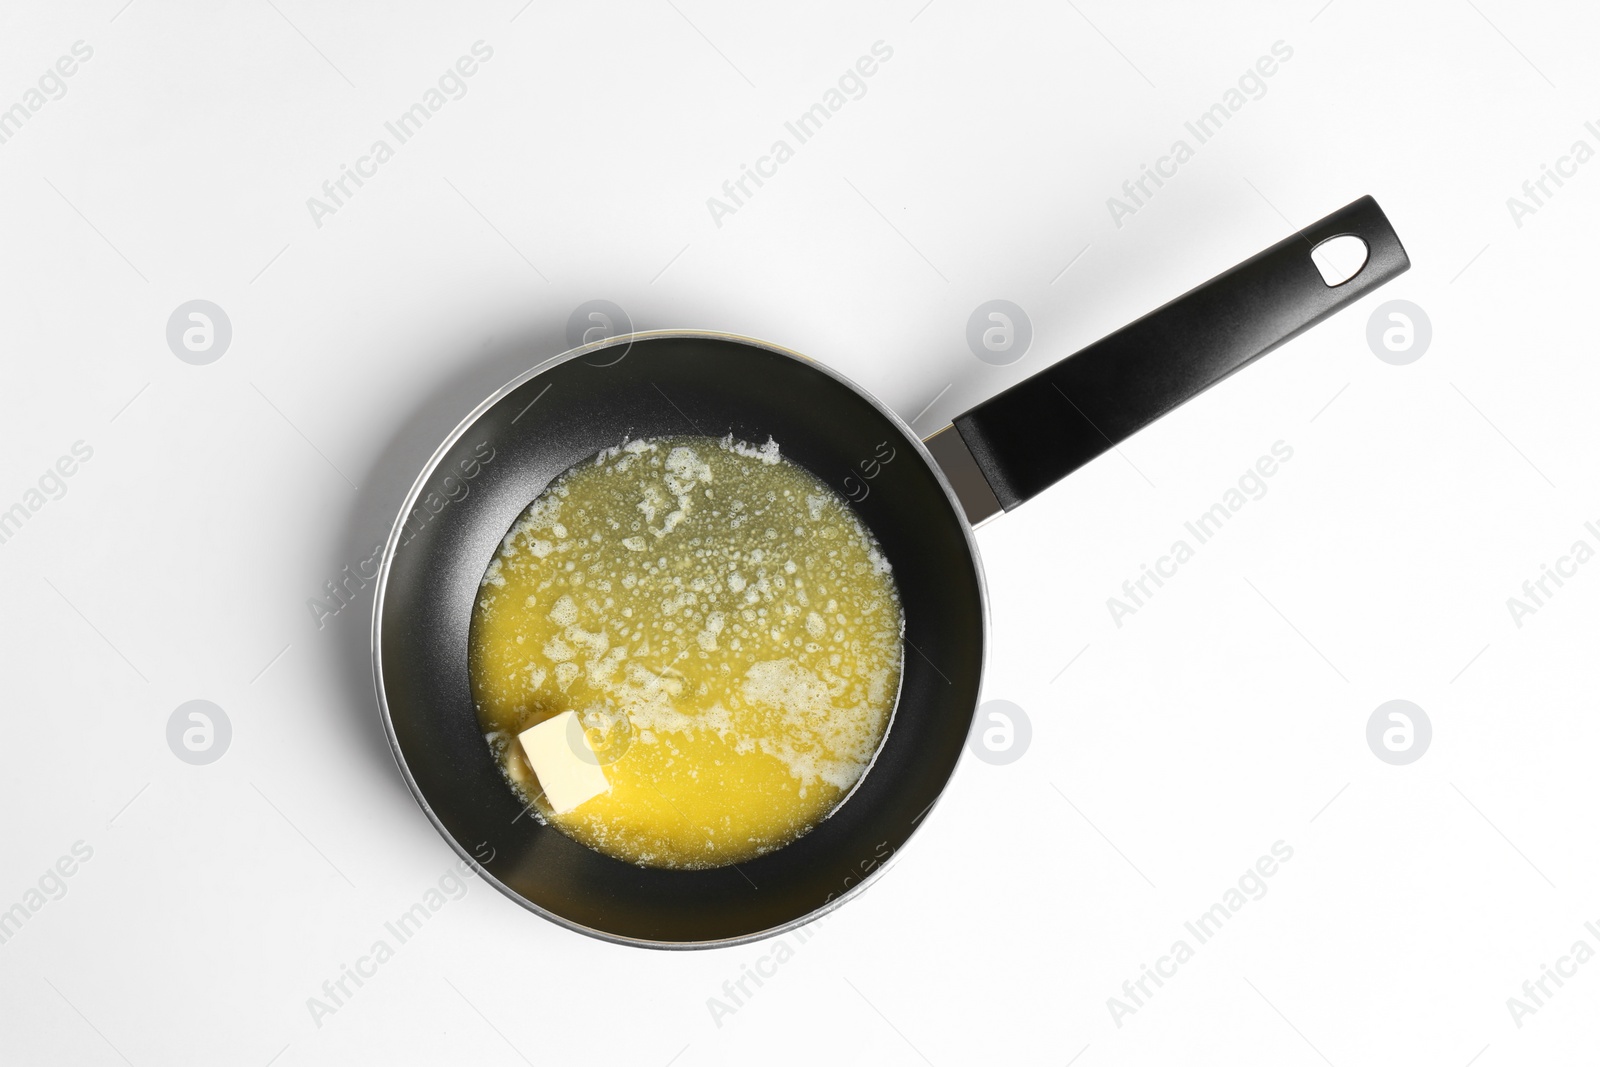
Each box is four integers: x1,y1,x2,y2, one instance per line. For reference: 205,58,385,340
469,435,904,869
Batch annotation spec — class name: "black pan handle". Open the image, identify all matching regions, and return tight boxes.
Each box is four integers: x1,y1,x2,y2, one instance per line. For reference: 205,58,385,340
948,195,1409,511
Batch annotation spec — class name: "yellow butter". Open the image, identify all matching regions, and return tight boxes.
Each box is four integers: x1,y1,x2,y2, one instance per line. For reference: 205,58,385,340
471,435,903,869
517,711,610,814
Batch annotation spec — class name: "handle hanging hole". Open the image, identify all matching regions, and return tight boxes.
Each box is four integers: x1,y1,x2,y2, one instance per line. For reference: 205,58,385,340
1310,234,1368,286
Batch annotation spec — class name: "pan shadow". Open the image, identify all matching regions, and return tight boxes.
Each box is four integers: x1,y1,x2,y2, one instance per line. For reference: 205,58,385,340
328,313,571,786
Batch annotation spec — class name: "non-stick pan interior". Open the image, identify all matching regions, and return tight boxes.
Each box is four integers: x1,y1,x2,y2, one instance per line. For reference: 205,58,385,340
376,334,984,946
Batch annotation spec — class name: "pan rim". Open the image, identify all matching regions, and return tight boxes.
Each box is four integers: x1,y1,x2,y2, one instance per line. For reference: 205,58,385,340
370,328,991,949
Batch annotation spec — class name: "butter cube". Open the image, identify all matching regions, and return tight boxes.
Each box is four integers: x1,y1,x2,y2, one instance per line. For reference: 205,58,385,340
518,712,610,814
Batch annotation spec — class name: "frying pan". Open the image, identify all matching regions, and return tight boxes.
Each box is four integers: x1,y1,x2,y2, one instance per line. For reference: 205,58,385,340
373,195,1409,947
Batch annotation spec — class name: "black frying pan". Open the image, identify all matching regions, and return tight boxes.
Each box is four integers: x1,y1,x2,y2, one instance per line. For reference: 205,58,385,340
373,195,1408,947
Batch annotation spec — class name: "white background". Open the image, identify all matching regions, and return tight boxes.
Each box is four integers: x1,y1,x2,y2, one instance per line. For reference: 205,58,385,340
1,0,1596,1064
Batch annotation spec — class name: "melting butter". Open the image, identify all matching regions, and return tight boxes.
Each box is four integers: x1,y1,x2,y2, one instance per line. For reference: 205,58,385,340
469,435,903,869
